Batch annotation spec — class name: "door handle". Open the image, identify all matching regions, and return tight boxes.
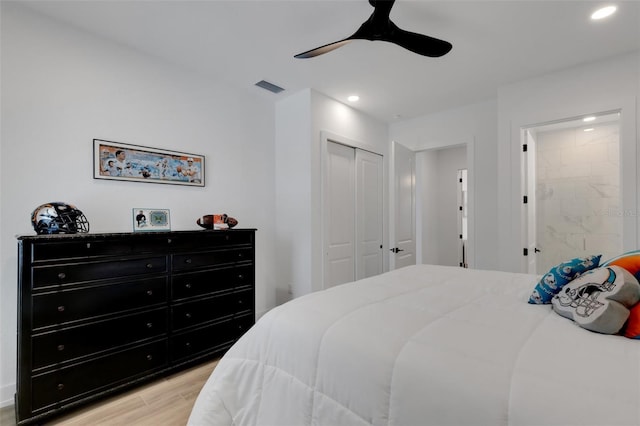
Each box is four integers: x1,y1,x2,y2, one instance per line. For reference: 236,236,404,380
390,247,404,253
534,248,541,253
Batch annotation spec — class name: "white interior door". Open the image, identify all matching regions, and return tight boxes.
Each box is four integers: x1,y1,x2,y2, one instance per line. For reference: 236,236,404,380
324,142,355,288
356,149,383,279
392,141,416,269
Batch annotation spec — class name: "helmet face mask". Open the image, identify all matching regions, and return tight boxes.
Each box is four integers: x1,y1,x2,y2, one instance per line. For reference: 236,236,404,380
31,202,90,235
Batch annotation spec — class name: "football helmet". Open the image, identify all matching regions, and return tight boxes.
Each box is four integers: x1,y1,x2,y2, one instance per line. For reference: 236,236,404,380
31,202,90,235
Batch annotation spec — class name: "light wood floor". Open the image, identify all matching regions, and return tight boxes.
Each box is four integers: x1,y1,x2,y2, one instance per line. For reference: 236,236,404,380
0,359,218,426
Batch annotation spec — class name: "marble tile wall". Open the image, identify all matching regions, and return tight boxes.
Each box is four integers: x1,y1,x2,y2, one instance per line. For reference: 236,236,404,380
535,122,621,273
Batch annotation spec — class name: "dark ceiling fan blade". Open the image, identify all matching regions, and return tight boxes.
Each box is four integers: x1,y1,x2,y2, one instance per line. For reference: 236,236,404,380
294,39,352,59
383,21,452,57
294,0,452,59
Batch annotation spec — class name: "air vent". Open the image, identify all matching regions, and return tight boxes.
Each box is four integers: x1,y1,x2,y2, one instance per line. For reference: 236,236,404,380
255,80,285,94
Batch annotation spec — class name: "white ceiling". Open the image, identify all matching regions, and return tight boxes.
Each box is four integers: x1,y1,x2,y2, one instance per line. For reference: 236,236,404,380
17,0,640,123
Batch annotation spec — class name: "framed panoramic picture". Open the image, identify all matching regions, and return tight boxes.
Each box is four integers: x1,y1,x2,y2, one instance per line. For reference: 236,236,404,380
94,139,205,186
132,208,171,232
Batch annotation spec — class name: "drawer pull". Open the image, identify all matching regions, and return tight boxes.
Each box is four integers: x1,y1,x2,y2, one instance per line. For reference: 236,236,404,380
185,313,192,319
185,342,191,348
86,243,91,249
146,263,153,269
57,344,65,351
146,355,153,361
146,322,153,329
57,305,65,312
238,300,243,305
57,272,66,280
146,290,153,296
167,238,172,244
57,383,64,391
238,274,244,280
238,253,244,258
185,283,192,289
185,258,192,264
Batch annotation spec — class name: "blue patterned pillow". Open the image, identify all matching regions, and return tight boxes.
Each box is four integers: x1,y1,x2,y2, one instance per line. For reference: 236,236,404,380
528,254,602,304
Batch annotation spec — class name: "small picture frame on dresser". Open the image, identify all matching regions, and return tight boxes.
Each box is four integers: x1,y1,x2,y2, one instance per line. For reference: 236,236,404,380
132,208,171,232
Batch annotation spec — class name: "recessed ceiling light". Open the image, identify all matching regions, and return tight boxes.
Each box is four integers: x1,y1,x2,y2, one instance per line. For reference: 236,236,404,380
584,128,595,132
583,116,596,122
347,95,359,102
591,5,617,20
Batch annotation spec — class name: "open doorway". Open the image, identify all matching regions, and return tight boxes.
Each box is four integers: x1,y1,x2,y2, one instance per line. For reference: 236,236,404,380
417,145,468,267
523,111,622,274
458,169,468,268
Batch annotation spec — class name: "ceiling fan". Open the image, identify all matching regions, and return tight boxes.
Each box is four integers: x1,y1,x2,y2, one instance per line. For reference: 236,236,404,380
294,0,452,59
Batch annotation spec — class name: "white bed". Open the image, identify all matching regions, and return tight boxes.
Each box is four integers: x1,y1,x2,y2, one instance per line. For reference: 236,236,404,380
188,264,640,426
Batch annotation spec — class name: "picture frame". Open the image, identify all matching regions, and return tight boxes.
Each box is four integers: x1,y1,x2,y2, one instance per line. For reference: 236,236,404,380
132,208,171,232
94,139,205,186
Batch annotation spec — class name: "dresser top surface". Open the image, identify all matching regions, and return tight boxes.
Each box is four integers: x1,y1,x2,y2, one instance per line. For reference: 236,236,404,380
17,228,256,241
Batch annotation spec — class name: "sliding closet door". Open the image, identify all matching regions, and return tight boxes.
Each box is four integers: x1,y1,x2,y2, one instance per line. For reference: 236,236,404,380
324,141,383,289
324,142,356,288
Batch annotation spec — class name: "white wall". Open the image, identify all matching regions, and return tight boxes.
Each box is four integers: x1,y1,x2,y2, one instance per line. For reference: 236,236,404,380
274,90,312,300
390,99,498,271
275,89,388,297
498,52,640,272
0,4,277,406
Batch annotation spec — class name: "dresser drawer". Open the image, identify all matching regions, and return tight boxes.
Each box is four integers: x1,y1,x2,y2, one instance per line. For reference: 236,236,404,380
32,308,168,370
32,256,167,288
31,238,170,262
168,231,254,251
170,314,253,362
171,289,253,331
171,265,254,300
31,339,167,412
33,278,168,329
172,248,253,271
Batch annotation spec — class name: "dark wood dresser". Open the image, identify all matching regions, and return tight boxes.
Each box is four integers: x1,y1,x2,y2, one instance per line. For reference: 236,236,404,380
15,229,256,425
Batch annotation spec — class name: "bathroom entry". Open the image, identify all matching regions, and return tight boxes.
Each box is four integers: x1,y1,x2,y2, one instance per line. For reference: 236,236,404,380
523,112,622,274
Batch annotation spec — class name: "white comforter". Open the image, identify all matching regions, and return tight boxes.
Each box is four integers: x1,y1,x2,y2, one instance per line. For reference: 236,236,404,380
188,265,640,426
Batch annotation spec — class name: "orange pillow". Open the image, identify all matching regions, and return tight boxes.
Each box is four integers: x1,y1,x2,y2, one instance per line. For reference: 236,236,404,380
623,303,640,339
603,250,640,280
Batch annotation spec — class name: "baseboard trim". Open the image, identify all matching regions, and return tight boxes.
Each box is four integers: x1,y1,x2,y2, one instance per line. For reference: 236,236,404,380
0,382,15,408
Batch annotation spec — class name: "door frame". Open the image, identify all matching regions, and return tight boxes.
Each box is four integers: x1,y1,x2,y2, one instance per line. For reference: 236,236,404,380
320,131,388,288
500,95,637,273
521,110,626,273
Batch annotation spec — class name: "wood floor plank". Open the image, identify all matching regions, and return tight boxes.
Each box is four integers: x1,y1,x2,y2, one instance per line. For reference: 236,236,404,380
1,359,218,426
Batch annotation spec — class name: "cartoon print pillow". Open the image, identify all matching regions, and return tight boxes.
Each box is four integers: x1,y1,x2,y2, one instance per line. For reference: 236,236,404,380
551,266,640,334
602,250,640,281
528,254,602,304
